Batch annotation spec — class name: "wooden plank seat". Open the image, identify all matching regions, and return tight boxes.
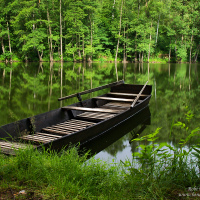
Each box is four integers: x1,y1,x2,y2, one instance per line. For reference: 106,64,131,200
0,141,36,155
108,92,149,97
19,132,62,144
62,106,122,114
93,96,143,103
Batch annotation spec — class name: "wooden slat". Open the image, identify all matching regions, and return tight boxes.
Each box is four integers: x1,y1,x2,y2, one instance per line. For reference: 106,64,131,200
70,119,96,125
52,123,90,129
58,80,124,101
0,141,20,149
62,106,122,114
42,128,73,135
19,132,63,144
77,112,115,120
52,124,83,130
105,102,132,107
100,104,128,110
93,97,143,103
0,141,27,149
43,126,81,132
0,141,36,151
54,120,95,127
21,137,49,143
52,124,90,131
81,115,114,120
0,141,32,155
36,132,62,138
108,92,149,97
22,134,58,140
71,119,96,125
21,135,55,142
78,112,101,117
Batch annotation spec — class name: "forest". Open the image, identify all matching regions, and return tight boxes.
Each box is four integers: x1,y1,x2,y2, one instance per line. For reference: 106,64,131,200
0,0,200,63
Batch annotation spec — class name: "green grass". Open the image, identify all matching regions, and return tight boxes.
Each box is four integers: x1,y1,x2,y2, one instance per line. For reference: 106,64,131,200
1,143,200,199
1,108,200,199
0,147,126,199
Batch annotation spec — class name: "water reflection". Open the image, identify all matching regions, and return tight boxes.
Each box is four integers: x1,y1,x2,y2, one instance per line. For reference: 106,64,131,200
9,68,12,101
0,62,200,162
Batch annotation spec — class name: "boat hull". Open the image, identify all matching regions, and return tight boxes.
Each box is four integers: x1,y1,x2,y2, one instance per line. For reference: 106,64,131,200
0,83,152,153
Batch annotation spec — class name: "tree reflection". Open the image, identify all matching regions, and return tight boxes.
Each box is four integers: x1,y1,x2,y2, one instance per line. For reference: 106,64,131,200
0,62,200,156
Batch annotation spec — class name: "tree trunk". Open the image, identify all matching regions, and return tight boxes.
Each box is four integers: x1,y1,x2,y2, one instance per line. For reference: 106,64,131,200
175,40,177,61
112,0,116,19
7,21,12,62
48,62,53,111
138,0,140,16
180,35,184,62
78,35,82,59
1,37,5,54
169,46,171,63
60,0,63,62
168,40,171,63
37,50,43,62
126,25,128,60
47,9,53,62
60,62,63,107
76,34,82,59
82,36,86,62
194,45,200,62
155,15,160,44
88,14,93,62
134,32,137,62
142,52,144,62
115,0,123,62
123,27,126,62
139,53,141,62
148,22,152,62
190,32,193,63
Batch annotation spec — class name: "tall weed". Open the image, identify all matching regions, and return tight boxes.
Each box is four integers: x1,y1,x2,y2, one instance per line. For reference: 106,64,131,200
126,107,200,198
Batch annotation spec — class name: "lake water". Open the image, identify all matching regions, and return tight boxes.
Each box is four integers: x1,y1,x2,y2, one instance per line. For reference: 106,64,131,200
0,62,200,162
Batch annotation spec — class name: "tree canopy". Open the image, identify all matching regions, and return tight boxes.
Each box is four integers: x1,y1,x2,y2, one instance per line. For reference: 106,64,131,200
0,0,200,62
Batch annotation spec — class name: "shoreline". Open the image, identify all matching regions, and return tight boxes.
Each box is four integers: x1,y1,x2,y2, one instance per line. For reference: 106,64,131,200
0,60,198,64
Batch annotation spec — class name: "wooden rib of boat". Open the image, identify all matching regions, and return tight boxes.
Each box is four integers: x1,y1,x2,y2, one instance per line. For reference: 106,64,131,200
0,80,152,155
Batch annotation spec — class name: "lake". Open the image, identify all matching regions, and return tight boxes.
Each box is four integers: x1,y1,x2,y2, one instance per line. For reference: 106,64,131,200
0,62,200,162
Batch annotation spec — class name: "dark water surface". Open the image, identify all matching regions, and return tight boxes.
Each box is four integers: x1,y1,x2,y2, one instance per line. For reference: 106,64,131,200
0,62,200,162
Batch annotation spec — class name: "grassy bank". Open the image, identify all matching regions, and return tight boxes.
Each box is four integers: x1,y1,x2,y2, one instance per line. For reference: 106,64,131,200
1,111,200,199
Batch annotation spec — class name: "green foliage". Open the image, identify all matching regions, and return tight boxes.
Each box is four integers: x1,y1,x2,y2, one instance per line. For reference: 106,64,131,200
0,0,200,62
127,108,200,196
0,51,13,61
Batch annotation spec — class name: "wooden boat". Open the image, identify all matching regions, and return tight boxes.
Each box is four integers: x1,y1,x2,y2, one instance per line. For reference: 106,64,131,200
0,80,152,155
